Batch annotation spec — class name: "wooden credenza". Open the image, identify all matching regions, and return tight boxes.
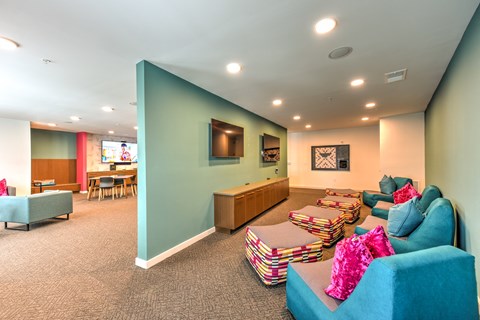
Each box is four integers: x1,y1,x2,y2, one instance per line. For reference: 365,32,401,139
214,177,289,233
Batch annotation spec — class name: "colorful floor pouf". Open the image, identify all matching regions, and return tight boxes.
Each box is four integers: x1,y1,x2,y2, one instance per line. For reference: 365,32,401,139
325,188,361,199
245,222,323,285
288,205,345,247
316,195,361,224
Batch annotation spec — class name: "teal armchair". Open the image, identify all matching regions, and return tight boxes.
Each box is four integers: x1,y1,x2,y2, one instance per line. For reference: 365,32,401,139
371,185,442,220
363,177,412,208
286,246,478,320
355,198,455,254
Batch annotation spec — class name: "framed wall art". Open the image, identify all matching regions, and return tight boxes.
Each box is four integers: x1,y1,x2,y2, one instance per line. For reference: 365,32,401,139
311,144,350,171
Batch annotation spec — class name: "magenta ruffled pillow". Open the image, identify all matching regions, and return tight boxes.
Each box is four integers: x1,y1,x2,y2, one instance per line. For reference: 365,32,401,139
393,183,421,205
358,225,395,258
324,236,373,300
0,179,8,196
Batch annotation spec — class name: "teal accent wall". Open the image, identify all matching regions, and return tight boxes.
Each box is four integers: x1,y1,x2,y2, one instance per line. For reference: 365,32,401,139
136,61,287,260
425,6,480,294
31,129,77,159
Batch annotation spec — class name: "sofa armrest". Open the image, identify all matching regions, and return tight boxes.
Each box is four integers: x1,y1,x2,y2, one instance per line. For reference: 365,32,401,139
0,196,29,223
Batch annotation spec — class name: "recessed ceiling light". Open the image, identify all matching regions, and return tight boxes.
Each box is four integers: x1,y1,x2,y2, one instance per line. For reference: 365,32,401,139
272,99,282,106
293,115,301,120
362,117,369,121
108,130,114,134
47,123,57,127
315,18,337,34
225,130,233,134
365,102,376,108
226,62,242,74
351,79,365,87
0,37,19,50
102,106,114,112
70,116,81,121
134,126,138,130
305,124,312,129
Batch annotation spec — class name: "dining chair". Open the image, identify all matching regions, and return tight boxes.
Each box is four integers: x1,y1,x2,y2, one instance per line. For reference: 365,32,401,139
114,177,124,197
129,175,137,196
99,177,116,201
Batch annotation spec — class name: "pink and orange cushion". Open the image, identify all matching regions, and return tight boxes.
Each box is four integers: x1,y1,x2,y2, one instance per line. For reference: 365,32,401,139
393,182,421,204
324,225,395,300
0,178,8,196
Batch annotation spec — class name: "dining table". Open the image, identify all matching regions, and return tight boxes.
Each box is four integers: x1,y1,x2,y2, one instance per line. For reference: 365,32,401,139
87,175,134,200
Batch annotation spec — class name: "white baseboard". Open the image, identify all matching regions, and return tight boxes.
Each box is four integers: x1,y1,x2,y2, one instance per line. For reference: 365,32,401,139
79,190,87,194
135,227,216,269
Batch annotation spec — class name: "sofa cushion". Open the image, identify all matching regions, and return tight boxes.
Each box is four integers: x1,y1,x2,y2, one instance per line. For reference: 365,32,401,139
388,197,424,237
393,183,421,204
324,235,374,300
379,175,396,195
358,225,395,258
0,178,8,196
417,185,442,213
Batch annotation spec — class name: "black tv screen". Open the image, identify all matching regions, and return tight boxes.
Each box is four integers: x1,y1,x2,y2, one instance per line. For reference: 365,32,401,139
101,141,138,164
211,119,244,157
263,133,280,162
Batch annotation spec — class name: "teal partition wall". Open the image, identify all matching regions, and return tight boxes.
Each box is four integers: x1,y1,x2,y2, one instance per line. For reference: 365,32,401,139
31,129,77,159
137,61,287,261
425,6,480,294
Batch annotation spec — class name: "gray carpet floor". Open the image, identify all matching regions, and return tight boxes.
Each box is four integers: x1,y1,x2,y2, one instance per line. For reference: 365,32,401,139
0,189,368,320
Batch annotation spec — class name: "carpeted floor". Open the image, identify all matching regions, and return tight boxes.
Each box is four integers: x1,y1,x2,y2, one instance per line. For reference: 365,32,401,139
0,189,368,320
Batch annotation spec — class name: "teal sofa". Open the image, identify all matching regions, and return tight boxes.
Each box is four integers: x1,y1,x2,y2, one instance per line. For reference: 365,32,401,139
362,177,412,208
286,245,478,320
371,185,442,220
355,198,454,254
0,191,73,231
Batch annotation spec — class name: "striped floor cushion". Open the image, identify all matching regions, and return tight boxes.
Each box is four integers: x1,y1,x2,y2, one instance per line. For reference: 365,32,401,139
325,188,361,199
288,206,345,247
316,196,361,224
245,222,323,285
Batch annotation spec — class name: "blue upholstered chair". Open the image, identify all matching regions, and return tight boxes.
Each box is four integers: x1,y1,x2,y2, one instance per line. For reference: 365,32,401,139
286,245,478,320
363,177,412,208
371,185,442,220
355,197,455,254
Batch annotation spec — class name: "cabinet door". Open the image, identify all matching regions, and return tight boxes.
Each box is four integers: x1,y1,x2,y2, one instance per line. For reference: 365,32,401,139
245,192,256,221
234,195,246,228
255,188,264,215
264,185,272,210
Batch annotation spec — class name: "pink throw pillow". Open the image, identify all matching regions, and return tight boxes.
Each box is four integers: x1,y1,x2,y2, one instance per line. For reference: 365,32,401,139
324,236,373,300
0,178,8,196
393,183,421,204
358,225,395,258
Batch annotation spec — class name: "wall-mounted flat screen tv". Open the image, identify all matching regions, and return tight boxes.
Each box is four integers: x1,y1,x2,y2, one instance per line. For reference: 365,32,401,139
263,133,280,162
101,141,138,164
211,119,244,158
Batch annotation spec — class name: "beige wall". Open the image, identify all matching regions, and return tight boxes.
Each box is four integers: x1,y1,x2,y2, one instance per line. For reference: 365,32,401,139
380,112,425,191
287,126,380,191
86,133,137,172
0,118,31,195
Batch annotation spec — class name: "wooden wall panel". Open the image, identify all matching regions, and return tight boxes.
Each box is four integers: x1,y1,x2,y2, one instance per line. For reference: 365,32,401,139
31,159,77,184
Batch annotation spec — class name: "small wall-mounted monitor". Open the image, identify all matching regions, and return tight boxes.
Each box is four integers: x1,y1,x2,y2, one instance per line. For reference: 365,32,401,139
263,133,280,162
211,119,244,158
101,141,138,164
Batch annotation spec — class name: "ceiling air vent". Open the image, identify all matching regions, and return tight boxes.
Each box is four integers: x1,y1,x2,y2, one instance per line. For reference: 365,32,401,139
384,68,407,84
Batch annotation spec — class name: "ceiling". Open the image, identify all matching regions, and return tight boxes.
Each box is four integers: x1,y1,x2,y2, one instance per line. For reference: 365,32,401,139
0,1,478,137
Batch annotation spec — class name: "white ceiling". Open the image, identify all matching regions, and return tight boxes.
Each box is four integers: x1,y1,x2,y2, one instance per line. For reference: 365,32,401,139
0,0,478,137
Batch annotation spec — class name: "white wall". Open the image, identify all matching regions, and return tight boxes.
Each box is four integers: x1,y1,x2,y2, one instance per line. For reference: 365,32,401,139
380,112,425,191
0,118,31,195
288,126,380,191
86,133,137,171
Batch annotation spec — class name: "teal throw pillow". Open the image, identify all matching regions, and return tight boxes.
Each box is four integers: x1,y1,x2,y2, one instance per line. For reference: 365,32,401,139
379,175,396,195
387,197,424,237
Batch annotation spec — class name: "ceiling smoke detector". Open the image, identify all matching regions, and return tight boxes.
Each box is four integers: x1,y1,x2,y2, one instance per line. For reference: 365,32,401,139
385,68,407,83
328,47,353,59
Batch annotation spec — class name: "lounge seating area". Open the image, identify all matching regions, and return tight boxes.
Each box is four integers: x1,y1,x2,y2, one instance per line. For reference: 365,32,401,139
0,190,73,231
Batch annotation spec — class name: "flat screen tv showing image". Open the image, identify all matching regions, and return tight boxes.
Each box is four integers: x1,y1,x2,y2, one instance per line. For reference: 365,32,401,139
101,141,138,164
263,133,280,162
211,119,244,158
